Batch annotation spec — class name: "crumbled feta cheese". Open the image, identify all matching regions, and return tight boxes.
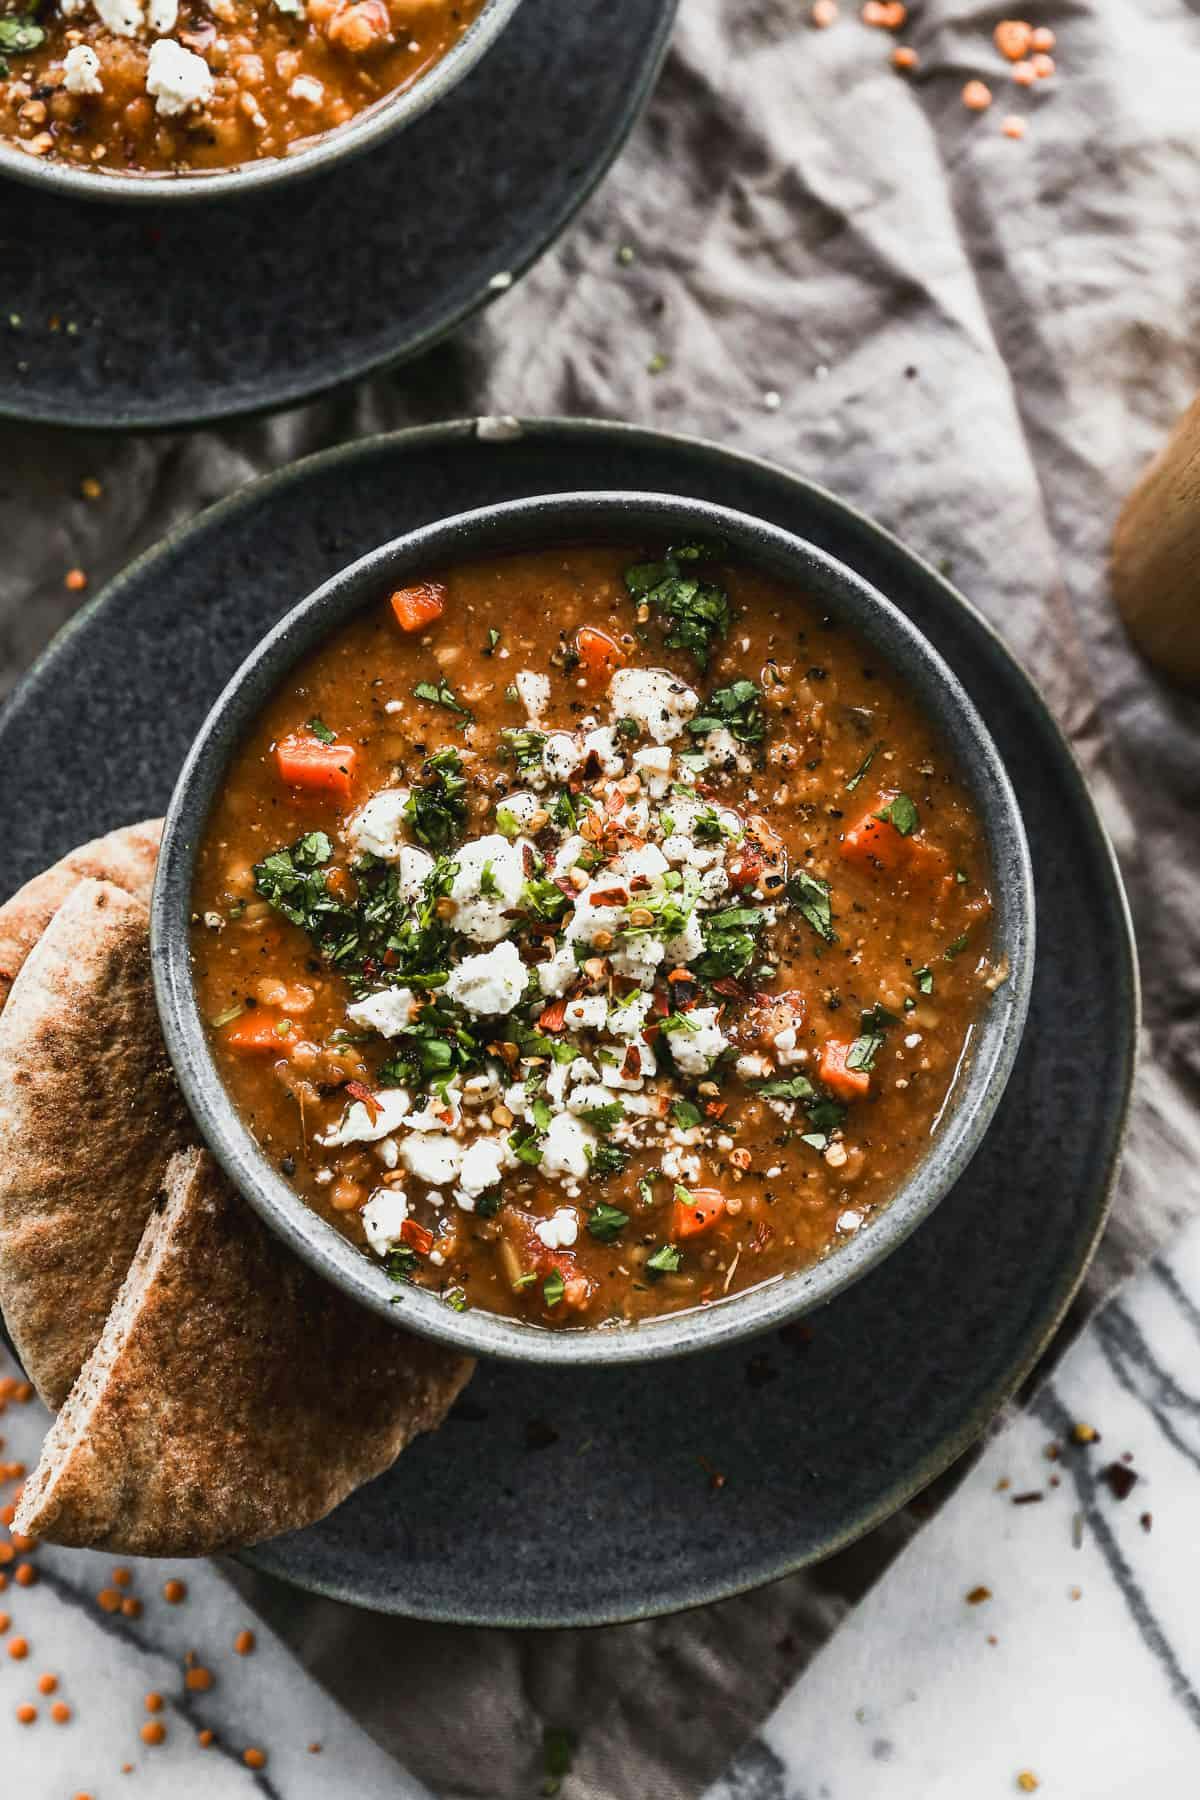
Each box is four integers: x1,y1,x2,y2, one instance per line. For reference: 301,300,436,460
669,1007,730,1075
609,933,666,986
660,1145,701,1183
148,0,177,29
361,1186,409,1254
663,911,705,964
581,725,625,776
633,744,672,776
62,44,103,93
564,994,607,1031
374,1137,399,1169
540,1113,595,1179
94,0,143,35
535,1206,580,1250
616,842,671,884
495,790,543,834
605,990,653,1038
406,1082,463,1133
399,1132,463,1188
345,986,417,1039
609,667,699,743
515,669,550,722
145,37,214,114
837,1207,863,1232
449,833,526,943
454,1135,511,1211
318,1086,411,1148
443,940,527,1015
552,833,587,875
345,787,411,861
536,941,577,998
735,1052,773,1083
542,732,581,783
702,726,754,775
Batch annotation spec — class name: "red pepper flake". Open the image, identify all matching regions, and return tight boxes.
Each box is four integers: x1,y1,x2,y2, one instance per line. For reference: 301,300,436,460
344,1081,381,1124
1102,1461,1139,1501
590,886,629,907
400,1218,434,1257
538,998,568,1033
1011,1490,1044,1505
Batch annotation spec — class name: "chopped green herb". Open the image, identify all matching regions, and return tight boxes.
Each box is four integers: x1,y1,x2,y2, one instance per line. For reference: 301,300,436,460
500,727,547,774
479,858,501,899
209,1002,245,1029
579,1102,624,1134
0,17,43,54
383,1246,417,1283
543,1270,566,1308
916,966,934,994
944,931,970,960
521,876,571,922
615,716,641,740
786,870,835,942
551,789,577,832
845,742,882,792
587,1203,630,1243
404,748,468,852
637,1175,656,1208
589,1142,631,1179
483,627,502,656
542,1727,574,1797
689,678,766,746
508,1125,544,1167
624,542,731,671
474,1187,504,1220
753,1075,815,1102
694,905,767,984
306,715,336,744
646,1243,683,1277
443,1286,468,1312
412,676,472,720
875,793,919,837
670,1098,703,1130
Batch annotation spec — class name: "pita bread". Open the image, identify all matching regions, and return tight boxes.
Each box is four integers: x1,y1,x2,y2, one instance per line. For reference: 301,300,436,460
0,878,193,1409
16,1148,474,1555
0,819,162,1017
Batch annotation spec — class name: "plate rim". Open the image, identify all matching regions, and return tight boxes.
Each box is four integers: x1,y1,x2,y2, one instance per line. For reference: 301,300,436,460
0,0,678,434
0,417,1140,1626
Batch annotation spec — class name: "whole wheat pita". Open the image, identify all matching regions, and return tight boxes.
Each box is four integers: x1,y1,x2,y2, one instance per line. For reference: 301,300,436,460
0,818,162,1016
16,1148,474,1555
0,878,191,1408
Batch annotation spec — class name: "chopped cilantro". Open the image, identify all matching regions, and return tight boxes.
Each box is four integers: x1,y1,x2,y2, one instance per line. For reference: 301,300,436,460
474,1187,504,1220
615,716,641,740
479,858,501,899
483,627,502,656
0,17,43,56
875,793,919,837
693,905,766,984
624,542,731,671
944,931,970,960
646,1243,683,1277
589,1142,631,1179
543,1269,566,1308
500,727,547,774
845,742,881,792
551,789,577,831
579,1102,624,1134
915,966,934,994
637,1175,656,1208
443,1287,468,1312
509,1125,544,1167
306,715,336,744
404,747,468,852
412,676,472,720
521,876,571,922
753,1074,815,1101
688,678,766,746
587,1203,630,1243
786,870,835,942
670,1098,703,1130
691,805,732,844
383,1246,417,1283
252,830,335,930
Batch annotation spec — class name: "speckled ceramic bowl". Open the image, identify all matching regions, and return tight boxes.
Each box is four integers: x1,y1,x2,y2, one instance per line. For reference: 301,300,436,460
152,490,1035,1366
0,0,521,205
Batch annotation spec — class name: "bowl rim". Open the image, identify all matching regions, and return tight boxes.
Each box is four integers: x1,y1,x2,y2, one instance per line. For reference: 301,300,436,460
0,0,521,206
151,488,1036,1366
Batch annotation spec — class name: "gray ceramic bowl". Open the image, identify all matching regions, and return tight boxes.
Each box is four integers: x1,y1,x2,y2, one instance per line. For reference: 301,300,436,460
152,491,1035,1366
0,0,521,205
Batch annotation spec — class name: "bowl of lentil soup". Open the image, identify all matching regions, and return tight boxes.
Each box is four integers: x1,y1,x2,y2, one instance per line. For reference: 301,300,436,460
153,491,1034,1364
0,0,518,197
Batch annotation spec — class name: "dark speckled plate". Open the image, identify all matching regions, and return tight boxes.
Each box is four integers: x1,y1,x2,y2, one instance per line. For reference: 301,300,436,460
0,0,675,430
0,421,1137,1626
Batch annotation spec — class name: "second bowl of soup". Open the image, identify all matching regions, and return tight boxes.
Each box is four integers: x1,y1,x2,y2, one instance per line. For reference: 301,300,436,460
153,491,1034,1364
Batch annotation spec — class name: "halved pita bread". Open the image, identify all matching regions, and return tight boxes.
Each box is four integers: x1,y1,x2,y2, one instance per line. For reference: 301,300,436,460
16,1148,474,1555
0,818,162,1016
0,878,192,1409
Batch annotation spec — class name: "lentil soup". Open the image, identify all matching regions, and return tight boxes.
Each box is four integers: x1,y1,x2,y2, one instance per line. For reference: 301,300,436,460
191,540,1003,1329
0,0,486,174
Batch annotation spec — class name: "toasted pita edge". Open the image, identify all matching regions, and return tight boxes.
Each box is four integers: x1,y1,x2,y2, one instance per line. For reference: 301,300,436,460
0,818,163,1016
16,1148,474,1555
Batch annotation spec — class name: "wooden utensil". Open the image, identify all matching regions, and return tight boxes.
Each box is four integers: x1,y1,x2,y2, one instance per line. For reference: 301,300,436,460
1111,393,1200,689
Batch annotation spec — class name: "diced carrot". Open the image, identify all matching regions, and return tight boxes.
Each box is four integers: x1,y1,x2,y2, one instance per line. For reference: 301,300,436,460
224,1012,289,1055
818,1040,870,1101
576,625,627,690
400,1219,434,1256
274,734,358,799
672,1188,727,1239
840,800,947,880
390,582,447,632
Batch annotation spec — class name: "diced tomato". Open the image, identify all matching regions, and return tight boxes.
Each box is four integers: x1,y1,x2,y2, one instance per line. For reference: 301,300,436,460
818,1039,870,1101
390,581,447,632
274,733,358,799
224,1011,290,1055
672,1188,728,1239
400,1218,434,1256
576,625,627,690
726,840,767,891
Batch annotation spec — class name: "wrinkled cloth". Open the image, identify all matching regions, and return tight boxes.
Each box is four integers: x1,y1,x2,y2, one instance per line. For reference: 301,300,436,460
2,3,1199,1796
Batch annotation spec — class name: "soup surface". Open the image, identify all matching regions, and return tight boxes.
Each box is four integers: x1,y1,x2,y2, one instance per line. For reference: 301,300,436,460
192,541,1002,1329
0,0,484,173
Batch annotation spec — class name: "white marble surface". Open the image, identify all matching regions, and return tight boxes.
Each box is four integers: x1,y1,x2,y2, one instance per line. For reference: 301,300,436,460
0,1373,429,1798
706,1220,1200,1800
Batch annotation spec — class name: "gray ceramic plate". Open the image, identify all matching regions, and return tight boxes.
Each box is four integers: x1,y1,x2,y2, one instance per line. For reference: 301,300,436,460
0,0,675,430
0,421,1137,1626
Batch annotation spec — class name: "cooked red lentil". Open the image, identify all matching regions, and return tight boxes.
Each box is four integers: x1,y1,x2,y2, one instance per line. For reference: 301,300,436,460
192,541,1000,1328
0,0,485,174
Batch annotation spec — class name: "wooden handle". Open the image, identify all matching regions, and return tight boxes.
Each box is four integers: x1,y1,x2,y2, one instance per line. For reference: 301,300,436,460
1111,393,1200,689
